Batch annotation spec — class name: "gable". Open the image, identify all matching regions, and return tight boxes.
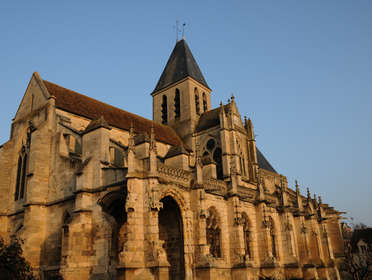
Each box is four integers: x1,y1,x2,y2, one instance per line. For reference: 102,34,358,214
14,72,50,122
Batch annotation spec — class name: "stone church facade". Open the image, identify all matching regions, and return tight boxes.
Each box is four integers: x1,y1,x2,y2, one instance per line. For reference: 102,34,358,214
0,40,344,280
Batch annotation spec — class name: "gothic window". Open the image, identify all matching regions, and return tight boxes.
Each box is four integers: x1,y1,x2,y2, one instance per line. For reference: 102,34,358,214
240,155,246,176
206,138,215,151
20,154,27,199
194,88,200,115
14,156,22,200
236,139,246,176
213,148,223,180
206,207,221,258
161,95,168,124
14,146,28,201
174,88,181,120
202,92,207,112
269,217,277,258
202,138,224,180
242,213,252,258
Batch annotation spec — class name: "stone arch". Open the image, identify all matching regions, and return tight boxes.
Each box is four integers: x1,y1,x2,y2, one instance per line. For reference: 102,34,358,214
97,190,128,266
158,194,185,280
159,187,189,213
200,136,223,180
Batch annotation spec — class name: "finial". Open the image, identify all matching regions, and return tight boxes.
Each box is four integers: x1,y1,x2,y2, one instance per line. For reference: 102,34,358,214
318,195,322,205
306,187,311,199
231,93,235,101
220,101,223,107
150,122,155,141
182,22,186,39
227,98,230,103
244,116,248,129
175,20,180,42
130,120,134,135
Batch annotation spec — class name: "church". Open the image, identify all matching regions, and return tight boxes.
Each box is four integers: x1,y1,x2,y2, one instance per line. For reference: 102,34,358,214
0,39,345,280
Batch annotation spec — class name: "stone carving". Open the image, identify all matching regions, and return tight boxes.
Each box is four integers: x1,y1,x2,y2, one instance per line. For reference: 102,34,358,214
149,186,163,211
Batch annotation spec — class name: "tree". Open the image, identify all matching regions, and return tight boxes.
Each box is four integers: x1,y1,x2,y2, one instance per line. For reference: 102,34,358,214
0,237,35,280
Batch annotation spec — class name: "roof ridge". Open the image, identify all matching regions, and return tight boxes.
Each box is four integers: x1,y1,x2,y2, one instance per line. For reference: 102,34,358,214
42,79,185,147
43,79,171,130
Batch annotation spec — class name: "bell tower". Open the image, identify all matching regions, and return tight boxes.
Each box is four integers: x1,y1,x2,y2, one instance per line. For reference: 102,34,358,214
151,39,211,146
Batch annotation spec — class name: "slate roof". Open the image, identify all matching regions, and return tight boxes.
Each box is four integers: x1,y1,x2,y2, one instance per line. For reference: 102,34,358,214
43,80,184,147
195,106,222,133
165,145,189,159
153,39,210,93
256,147,277,173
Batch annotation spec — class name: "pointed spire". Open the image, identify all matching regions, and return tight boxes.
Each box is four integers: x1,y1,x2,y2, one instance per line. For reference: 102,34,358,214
295,180,300,194
296,180,303,210
231,93,235,102
219,101,227,128
313,194,318,207
318,195,322,205
153,39,210,93
307,187,311,200
247,118,255,140
150,123,157,152
244,116,248,130
128,120,135,151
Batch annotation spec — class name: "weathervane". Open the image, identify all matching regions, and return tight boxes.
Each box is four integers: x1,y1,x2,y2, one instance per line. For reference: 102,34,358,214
174,20,186,42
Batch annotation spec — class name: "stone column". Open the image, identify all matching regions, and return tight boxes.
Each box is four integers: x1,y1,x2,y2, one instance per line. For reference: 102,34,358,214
147,184,170,280
117,176,146,279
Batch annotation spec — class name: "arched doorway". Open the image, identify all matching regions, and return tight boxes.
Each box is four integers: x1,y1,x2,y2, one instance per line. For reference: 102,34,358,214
158,196,185,280
99,190,127,266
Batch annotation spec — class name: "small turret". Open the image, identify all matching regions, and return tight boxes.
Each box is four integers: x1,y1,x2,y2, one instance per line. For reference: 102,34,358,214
295,180,303,210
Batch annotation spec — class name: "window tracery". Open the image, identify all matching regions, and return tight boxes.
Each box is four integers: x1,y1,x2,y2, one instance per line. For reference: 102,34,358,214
201,138,223,179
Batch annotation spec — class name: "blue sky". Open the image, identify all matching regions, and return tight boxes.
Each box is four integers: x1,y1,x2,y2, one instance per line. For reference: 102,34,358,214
1,1,371,226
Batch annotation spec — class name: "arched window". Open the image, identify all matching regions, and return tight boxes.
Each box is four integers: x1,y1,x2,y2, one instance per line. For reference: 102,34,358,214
202,92,207,112
202,138,224,180
240,155,246,176
269,217,277,257
14,156,22,200
241,213,252,258
174,88,181,120
14,146,28,201
194,88,200,115
161,95,168,124
213,148,223,180
206,207,221,258
20,154,27,199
